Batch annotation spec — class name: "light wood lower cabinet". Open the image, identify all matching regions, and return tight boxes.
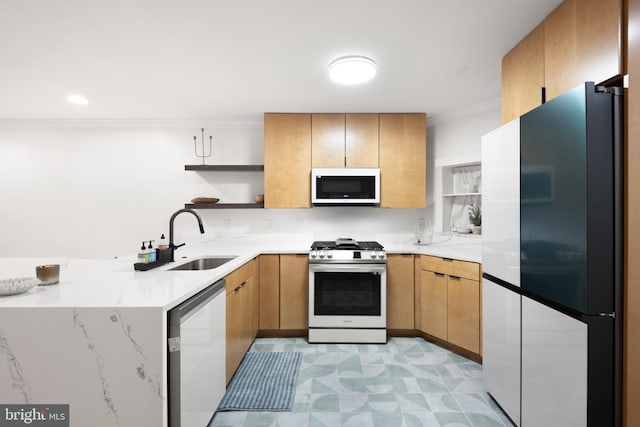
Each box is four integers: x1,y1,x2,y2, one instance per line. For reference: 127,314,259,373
225,284,243,383
387,254,415,329
259,254,280,330
225,258,259,383
419,270,448,340
279,254,309,330
447,275,480,353
417,255,481,355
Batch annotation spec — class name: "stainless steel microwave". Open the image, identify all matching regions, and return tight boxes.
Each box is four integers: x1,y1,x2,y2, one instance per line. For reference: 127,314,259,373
311,168,380,205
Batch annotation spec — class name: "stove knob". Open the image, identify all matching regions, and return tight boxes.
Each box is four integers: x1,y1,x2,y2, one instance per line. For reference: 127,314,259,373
327,250,333,259
310,250,317,258
378,252,386,259
370,250,377,258
319,250,325,258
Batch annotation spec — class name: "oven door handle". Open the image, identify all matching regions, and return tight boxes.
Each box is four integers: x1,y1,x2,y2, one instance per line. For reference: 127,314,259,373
309,263,386,273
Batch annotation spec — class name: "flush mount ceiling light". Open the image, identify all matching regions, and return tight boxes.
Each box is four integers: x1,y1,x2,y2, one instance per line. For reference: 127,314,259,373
66,94,89,105
328,56,377,84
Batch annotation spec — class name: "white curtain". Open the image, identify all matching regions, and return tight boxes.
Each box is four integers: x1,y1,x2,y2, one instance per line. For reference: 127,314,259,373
454,164,481,193
450,165,482,231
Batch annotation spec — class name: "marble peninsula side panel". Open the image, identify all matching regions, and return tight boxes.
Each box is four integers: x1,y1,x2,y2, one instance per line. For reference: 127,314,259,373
0,307,165,427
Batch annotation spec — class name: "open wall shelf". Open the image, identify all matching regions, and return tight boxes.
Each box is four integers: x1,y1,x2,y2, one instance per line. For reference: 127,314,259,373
184,165,264,171
184,164,265,209
185,203,264,209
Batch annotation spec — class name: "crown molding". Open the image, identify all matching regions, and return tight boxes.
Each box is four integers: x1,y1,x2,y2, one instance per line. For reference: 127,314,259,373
0,119,264,130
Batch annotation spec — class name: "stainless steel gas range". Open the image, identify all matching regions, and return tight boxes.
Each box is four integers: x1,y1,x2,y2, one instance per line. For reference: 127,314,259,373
308,238,387,344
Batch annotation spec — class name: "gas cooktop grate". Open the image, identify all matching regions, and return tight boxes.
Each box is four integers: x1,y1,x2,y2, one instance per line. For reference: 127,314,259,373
310,240,384,251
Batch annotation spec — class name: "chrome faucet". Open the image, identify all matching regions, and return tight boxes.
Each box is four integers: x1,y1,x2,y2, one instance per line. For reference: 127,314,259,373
169,208,205,262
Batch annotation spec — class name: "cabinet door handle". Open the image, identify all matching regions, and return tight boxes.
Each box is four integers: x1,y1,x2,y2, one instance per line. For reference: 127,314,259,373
234,281,247,293
434,272,445,277
441,258,453,262
449,275,461,281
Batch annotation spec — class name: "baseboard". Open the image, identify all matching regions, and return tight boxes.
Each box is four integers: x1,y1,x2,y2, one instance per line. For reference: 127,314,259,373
255,328,482,363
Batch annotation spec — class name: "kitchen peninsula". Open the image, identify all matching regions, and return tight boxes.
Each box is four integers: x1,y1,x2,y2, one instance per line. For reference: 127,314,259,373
0,234,480,426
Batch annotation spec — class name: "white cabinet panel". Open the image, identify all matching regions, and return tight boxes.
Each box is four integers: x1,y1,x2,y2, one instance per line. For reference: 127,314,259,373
481,118,521,286
482,279,521,426
522,297,587,427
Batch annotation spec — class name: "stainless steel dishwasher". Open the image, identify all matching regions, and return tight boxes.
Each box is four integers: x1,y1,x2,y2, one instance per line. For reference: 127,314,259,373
168,278,226,427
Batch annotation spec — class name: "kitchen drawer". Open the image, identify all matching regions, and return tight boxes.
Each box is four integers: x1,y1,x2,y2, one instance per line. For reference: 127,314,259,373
225,258,257,295
420,255,480,281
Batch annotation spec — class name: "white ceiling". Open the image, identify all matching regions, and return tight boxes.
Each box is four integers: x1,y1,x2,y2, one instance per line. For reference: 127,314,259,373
0,0,562,122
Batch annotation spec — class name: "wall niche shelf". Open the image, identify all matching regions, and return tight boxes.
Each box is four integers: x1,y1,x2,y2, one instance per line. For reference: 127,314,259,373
443,192,482,197
185,203,264,209
442,162,481,233
184,165,264,171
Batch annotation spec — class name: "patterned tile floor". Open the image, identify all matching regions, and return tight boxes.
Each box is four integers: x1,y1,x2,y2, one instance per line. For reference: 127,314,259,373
210,337,513,427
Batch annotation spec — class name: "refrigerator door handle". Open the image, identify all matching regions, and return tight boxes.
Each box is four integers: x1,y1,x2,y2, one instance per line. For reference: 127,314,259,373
598,312,616,318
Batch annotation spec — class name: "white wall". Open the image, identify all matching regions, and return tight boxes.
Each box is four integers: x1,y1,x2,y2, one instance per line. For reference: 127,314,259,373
0,105,499,259
427,102,501,231
0,121,427,258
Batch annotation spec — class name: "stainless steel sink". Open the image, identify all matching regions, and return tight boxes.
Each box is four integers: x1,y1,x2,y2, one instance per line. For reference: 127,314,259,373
169,257,237,271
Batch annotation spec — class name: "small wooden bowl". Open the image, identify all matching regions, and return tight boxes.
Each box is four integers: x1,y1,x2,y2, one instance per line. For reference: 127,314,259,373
191,197,220,204
254,194,264,203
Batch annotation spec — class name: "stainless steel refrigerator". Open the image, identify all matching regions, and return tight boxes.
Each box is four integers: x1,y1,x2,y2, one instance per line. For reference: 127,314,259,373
481,82,623,427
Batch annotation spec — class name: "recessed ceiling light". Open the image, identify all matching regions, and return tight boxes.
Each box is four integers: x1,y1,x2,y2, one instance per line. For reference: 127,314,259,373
67,94,89,105
328,56,377,85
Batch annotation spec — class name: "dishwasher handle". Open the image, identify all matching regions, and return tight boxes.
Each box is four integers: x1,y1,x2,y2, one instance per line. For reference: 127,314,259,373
168,278,226,328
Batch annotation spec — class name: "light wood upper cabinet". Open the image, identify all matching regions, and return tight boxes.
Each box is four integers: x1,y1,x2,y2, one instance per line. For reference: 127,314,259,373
575,0,623,86
379,113,426,208
503,0,623,119
264,113,311,208
502,23,545,123
545,0,623,101
259,254,280,330
266,112,424,207
279,254,308,330
346,114,379,168
387,254,415,330
312,114,345,168
311,113,379,168
544,0,579,101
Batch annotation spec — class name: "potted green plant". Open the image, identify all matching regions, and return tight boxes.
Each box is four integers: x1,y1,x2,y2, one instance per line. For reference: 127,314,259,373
468,204,482,235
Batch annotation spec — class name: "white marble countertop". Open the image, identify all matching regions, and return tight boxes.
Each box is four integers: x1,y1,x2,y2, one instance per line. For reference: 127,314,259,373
0,233,481,310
